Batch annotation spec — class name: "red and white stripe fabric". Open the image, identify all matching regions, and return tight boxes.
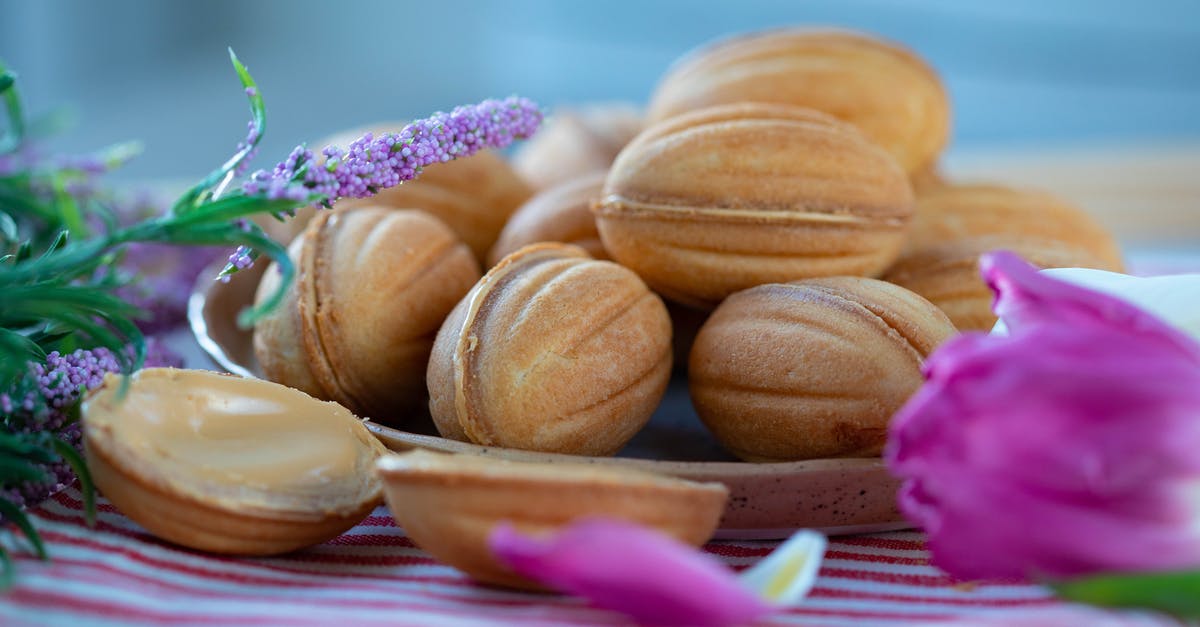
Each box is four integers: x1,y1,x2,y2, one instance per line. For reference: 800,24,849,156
0,488,1174,626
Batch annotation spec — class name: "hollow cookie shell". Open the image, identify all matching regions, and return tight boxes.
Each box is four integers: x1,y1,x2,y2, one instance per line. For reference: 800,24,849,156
253,207,480,424
689,277,956,462
596,103,914,308
376,450,729,590
428,243,672,456
647,28,951,175
83,368,388,555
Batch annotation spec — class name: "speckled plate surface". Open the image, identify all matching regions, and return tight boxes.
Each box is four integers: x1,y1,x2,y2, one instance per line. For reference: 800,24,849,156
189,260,906,539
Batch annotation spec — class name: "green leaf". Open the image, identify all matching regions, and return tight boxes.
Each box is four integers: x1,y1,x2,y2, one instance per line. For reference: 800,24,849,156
170,50,266,215
51,439,95,527
0,327,44,360
121,217,294,326
0,180,59,225
1052,570,1200,618
49,176,87,238
0,328,43,387
0,237,109,286
0,210,16,242
0,71,13,94
0,500,46,561
0,306,130,370
25,324,74,347
0,432,56,463
42,230,68,255
0,61,25,153
167,195,300,230
0,456,51,484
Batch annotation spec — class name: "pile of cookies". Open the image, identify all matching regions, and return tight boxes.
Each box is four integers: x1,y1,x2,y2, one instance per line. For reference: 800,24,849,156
252,27,1122,463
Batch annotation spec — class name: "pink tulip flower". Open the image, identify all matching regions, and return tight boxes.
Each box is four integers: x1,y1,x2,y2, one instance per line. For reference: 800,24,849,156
886,251,1200,581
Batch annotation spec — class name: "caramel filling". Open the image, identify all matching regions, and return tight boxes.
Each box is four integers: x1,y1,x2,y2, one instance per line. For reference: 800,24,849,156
85,369,375,503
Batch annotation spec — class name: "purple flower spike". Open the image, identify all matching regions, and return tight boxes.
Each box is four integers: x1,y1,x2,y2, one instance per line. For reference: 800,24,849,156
887,251,1200,582
490,518,772,627
1,348,129,517
243,96,541,204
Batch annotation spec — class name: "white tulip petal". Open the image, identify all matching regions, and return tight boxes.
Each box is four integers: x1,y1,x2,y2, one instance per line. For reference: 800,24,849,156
738,529,827,605
992,268,1200,341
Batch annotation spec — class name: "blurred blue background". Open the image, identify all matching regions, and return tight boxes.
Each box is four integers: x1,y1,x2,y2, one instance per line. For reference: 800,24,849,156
1,0,1197,180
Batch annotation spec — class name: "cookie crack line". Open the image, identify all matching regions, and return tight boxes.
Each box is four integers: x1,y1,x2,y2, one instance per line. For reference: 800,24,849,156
596,194,907,225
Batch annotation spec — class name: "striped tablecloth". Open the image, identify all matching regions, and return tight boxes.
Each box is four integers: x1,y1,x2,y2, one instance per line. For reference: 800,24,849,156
0,487,1174,626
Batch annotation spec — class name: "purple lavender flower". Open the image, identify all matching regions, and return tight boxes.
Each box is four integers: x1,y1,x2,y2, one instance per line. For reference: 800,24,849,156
243,96,542,204
218,245,256,283
244,145,313,201
0,348,120,516
227,245,254,270
233,120,261,177
0,153,19,177
0,143,43,177
0,343,180,519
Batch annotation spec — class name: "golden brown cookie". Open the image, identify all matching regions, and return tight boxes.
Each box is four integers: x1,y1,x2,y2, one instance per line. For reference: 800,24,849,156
595,102,914,308
883,183,1124,330
646,28,951,175
689,277,956,462
513,103,642,191
428,243,672,455
254,206,480,424
487,171,608,266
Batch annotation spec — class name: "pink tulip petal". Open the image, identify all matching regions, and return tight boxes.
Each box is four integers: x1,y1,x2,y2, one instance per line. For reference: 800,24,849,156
489,518,772,627
887,252,1200,581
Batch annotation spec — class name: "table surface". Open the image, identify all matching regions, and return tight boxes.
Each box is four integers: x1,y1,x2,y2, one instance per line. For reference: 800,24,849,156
2,487,1178,627
2,148,1197,626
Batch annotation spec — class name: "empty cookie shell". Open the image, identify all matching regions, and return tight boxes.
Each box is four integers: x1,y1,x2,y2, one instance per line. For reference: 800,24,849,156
82,368,389,555
375,450,729,590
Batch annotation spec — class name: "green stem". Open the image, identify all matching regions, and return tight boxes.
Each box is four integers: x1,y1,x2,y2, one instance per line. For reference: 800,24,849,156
0,62,25,153
0,237,110,285
51,177,87,238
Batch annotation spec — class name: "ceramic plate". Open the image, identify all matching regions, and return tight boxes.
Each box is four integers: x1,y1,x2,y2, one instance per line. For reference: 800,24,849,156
188,260,906,539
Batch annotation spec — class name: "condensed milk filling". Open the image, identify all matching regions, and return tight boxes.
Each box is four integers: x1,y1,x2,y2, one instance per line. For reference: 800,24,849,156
84,368,382,513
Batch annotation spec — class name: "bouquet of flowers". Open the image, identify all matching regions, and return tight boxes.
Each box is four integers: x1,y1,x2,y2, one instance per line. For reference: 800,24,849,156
0,50,539,584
